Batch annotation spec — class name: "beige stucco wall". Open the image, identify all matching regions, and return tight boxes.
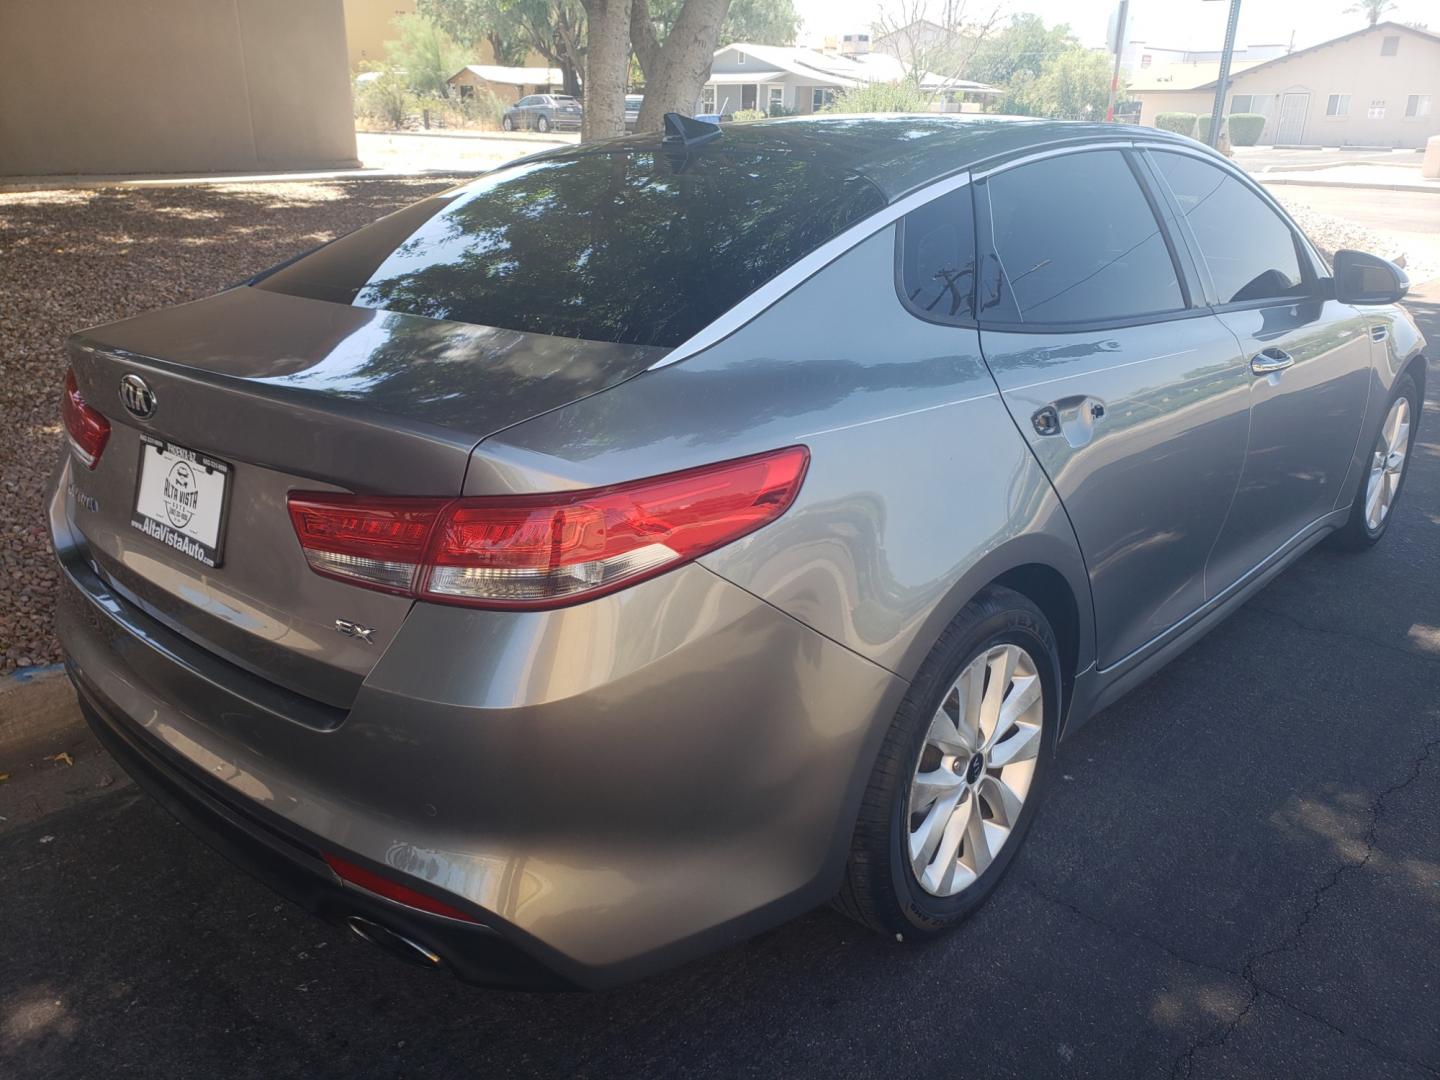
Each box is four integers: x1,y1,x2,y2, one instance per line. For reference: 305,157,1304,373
0,0,359,176
343,0,416,69
1132,26,1440,148
1222,26,1440,148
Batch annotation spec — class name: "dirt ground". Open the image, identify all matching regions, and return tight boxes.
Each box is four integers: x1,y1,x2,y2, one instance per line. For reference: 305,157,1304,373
0,177,465,674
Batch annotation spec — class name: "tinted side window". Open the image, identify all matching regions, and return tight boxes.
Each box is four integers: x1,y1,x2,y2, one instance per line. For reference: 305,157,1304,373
1151,151,1307,305
982,150,1184,325
898,186,976,323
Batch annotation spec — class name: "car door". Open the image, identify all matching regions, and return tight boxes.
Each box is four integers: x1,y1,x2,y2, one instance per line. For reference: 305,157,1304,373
516,96,537,127
974,147,1252,670
1143,149,1372,596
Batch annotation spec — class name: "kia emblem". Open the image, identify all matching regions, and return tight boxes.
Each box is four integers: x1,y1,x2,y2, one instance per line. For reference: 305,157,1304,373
119,373,157,420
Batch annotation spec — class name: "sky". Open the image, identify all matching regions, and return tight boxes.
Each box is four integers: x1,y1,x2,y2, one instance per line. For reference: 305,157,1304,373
792,0,1434,52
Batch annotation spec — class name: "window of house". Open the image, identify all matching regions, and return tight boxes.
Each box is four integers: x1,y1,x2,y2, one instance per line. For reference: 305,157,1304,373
1232,94,1253,112
768,86,784,113
811,87,836,111
1380,35,1400,56
737,51,747,64
458,84,474,100
1406,94,1433,118
1141,53,1152,68
1326,94,1350,117
981,150,1184,325
701,85,716,112
1150,151,1307,306
1368,99,1386,119
898,187,977,324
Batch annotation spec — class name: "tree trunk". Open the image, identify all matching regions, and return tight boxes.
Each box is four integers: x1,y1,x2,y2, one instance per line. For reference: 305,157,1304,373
630,0,662,81
556,7,586,98
580,0,633,141
634,0,732,133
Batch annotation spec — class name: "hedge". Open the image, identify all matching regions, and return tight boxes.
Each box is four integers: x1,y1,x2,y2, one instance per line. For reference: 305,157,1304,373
1155,112,1197,137
1228,113,1265,146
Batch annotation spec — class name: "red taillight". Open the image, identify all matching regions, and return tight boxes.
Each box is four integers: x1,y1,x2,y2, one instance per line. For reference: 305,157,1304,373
288,446,809,609
61,369,110,469
322,853,478,923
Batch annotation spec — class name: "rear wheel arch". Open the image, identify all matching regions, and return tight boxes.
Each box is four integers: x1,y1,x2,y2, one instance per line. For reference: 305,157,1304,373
991,563,1081,717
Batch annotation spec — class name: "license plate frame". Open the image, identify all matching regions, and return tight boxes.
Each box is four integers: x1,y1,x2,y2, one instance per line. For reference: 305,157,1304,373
129,435,233,568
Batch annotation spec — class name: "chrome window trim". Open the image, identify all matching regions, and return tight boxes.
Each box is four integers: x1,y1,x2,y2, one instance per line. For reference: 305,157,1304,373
647,170,972,371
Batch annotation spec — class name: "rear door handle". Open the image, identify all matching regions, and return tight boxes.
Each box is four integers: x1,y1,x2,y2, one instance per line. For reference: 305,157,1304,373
1250,348,1294,375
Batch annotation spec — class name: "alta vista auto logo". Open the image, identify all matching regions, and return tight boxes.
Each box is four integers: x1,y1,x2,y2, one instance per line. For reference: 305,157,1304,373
162,460,201,528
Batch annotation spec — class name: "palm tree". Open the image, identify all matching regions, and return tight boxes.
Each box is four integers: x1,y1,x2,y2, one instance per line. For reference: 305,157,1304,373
1344,0,1396,26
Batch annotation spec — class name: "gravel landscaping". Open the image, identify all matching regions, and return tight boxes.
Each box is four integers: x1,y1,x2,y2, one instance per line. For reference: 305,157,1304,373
0,175,1421,675
0,177,466,674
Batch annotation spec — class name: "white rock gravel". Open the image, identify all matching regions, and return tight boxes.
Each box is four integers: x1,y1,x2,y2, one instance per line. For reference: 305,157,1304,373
0,177,466,674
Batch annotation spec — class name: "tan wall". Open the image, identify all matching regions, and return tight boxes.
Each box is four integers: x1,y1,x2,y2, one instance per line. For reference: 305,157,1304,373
1131,90,1216,129
343,0,416,69
1222,27,1440,148
0,0,359,176
1132,27,1440,148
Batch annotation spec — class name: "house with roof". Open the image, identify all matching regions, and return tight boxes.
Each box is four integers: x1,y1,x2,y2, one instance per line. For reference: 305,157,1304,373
448,65,567,105
700,42,997,118
1128,21,1439,148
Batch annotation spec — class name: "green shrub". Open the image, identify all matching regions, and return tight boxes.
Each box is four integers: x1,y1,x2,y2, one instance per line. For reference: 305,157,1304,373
1228,112,1265,146
766,104,796,118
1155,112,1197,137
1196,114,1214,143
355,66,416,130
730,109,768,122
824,81,931,114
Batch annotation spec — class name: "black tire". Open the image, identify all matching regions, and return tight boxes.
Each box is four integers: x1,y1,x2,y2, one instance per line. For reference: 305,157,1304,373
835,586,1060,938
1330,372,1421,551
502,115,514,131
536,115,550,133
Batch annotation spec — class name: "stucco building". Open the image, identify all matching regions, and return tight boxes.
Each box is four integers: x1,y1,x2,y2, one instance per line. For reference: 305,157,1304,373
0,0,358,177
1128,22,1440,149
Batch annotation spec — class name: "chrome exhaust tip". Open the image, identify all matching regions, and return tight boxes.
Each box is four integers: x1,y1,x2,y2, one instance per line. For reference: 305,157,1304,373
345,915,443,968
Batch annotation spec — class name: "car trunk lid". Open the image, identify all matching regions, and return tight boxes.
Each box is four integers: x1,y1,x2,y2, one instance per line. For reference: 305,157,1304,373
64,285,665,708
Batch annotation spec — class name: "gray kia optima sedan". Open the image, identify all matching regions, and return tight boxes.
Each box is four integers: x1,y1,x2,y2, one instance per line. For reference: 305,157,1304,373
51,114,1425,989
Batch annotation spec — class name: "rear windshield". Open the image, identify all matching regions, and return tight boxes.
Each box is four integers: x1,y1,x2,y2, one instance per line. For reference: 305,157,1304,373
256,144,886,348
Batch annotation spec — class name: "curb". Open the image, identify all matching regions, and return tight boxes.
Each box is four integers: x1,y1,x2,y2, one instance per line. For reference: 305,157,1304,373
0,167,487,194
1259,177,1440,194
0,665,81,753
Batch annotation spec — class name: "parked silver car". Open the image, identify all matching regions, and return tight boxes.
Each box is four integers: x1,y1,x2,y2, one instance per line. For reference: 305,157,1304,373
500,93,581,133
52,115,1425,990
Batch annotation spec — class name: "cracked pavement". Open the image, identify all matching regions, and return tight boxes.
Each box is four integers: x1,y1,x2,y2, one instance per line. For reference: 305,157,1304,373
2,295,1438,1079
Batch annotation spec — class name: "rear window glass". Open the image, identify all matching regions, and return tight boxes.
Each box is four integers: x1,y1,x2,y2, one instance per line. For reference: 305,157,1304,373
256,146,886,348
898,186,976,324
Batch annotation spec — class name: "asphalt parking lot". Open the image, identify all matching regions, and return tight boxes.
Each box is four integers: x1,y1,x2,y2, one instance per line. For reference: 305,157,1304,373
3,294,1438,1080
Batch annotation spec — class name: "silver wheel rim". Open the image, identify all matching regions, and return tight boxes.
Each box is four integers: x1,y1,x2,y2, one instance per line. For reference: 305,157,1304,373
906,643,1044,898
1365,396,1411,531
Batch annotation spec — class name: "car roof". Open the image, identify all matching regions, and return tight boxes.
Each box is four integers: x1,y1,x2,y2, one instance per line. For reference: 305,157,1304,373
532,114,1208,203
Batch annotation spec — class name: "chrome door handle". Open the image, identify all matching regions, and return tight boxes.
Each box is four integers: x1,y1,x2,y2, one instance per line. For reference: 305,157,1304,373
1250,348,1294,375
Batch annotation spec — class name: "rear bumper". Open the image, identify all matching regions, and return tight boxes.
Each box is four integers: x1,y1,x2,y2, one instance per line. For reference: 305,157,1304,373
51,458,904,988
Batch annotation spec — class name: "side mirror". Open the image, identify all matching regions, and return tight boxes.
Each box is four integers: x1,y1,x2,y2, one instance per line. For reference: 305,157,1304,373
1332,249,1409,305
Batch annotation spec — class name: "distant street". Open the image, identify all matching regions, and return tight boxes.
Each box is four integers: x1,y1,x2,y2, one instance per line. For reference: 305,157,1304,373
1264,183,1440,235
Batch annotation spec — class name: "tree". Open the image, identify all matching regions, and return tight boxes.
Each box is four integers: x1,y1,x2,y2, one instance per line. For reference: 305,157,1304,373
1005,46,1111,119
630,0,733,132
872,0,1004,90
645,0,798,46
966,13,1076,89
417,0,587,96
385,13,468,98
1344,0,1396,26
823,81,930,113
417,0,528,64
580,0,633,139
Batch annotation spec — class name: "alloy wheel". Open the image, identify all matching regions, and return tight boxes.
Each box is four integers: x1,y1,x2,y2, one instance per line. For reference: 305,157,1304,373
1365,396,1411,530
906,643,1044,897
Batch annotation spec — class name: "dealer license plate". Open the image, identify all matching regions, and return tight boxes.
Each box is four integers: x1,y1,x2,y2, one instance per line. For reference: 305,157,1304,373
130,436,232,568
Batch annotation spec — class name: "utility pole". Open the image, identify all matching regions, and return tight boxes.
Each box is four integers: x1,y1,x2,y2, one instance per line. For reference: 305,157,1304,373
1204,0,1243,148
1105,0,1129,122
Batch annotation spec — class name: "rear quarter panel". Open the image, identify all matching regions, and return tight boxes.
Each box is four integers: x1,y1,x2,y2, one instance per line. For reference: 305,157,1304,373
472,226,1097,684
